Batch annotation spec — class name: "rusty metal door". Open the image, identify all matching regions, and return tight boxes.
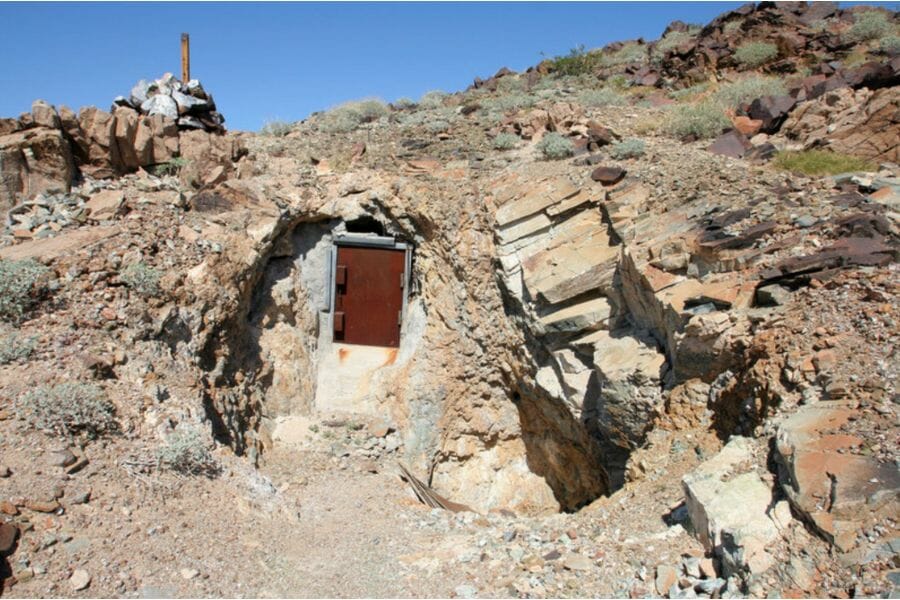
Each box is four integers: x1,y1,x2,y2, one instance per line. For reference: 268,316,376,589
333,245,406,347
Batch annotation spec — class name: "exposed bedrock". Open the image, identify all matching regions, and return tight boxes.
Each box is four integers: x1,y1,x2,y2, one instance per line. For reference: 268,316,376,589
167,171,606,514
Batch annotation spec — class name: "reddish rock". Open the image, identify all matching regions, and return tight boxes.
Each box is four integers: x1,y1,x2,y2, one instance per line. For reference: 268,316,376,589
748,95,797,134
708,129,752,159
590,166,626,185
732,115,763,136
0,522,17,554
25,499,60,513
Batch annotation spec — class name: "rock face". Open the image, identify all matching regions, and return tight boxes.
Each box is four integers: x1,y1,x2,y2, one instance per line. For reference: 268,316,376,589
0,123,74,214
0,75,237,215
779,86,900,162
683,437,780,579
774,402,900,552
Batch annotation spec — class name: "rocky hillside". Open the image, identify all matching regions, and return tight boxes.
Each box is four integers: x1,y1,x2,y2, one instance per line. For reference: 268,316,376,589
0,2,898,598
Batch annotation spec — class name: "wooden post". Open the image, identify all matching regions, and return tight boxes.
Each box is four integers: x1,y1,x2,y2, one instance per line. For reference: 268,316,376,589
181,33,190,82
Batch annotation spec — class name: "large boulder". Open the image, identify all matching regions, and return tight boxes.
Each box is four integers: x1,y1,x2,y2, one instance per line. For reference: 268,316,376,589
683,437,781,579
77,106,121,178
0,126,74,213
774,402,900,552
780,86,900,162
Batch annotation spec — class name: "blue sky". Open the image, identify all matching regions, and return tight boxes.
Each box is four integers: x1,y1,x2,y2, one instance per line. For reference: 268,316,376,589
0,2,893,131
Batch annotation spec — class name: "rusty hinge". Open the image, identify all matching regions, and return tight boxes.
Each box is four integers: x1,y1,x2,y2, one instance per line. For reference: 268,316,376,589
336,265,347,286
334,311,345,333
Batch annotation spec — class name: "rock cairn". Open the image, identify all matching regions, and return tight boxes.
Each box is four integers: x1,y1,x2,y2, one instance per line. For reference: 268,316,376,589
115,73,225,134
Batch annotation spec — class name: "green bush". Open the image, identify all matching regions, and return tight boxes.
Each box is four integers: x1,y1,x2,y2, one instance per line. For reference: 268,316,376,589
880,35,900,54
549,45,605,77
120,261,161,297
0,258,49,323
0,326,35,365
601,43,648,67
734,42,779,68
392,97,416,110
654,29,698,57
609,139,646,159
713,76,788,109
318,99,389,133
669,82,711,101
152,156,188,177
486,93,538,112
260,120,292,137
536,132,575,159
496,77,525,93
17,382,116,439
664,100,731,139
845,11,893,43
425,119,451,134
724,21,743,35
773,150,876,176
157,424,218,476
578,88,626,107
493,133,520,150
418,90,449,109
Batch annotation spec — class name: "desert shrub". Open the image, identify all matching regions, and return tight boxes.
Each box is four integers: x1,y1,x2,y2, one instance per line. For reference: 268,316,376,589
845,11,893,43
152,156,188,177
120,261,161,297
578,88,626,107
418,90,449,109
392,97,416,110
713,76,788,109
654,29,698,57
724,20,743,35
493,133,520,150
601,43,648,67
536,132,575,159
609,139,646,159
549,45,605,76
157,424,218,476
425,119,451,134
669,82,711,101
318,99,389,133
497,77,525,93
260,120,292,137
734,42,779,68
0,258,49,323
633,115,664,135
606,74,630,90
664,100,731,139
17,382,116,439
773,150,876,176
487,93,538,112
0,326,35,365
880,35,900,54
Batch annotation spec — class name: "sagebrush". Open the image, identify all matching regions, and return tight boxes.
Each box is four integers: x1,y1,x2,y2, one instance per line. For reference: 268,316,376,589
0,258,49,323
17,382,116,439
0,326,35,365
664,100,731,139
493,133,520,150
734,42,779,68
845,11,893,43
536,132,575,159
578,88,626,107
157,424,218,476
609,139,646,159
260,120,293,137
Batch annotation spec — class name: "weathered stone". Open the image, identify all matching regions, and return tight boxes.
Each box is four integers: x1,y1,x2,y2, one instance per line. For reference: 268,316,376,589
563,553,593,571
683,437,779,578
0,522,17,553
747,95,796,134
69,568,91,591
140,94,178,120
756,284,792,307
31,99,60,129
656,565,678,595
708,129,751,159
0,126,74,212
774,403,900,552
25,499,60,513
591,166,626,185
86,190,126,220
540,297,612,334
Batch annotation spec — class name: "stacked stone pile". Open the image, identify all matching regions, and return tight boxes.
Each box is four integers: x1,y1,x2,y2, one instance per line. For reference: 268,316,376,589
115,73,225,134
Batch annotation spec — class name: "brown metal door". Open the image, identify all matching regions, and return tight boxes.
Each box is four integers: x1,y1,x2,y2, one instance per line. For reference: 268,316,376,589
334,245,405,347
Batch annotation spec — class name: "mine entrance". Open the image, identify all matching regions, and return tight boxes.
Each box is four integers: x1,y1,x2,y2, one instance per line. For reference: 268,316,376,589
331,235,410,348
